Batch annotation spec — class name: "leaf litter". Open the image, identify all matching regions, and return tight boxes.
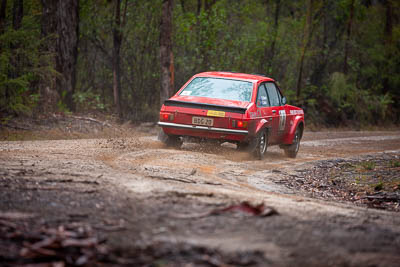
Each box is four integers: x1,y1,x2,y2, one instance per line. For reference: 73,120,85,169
276,152,400,211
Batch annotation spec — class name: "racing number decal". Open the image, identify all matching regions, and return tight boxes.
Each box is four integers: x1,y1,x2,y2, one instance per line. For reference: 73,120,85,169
279,110,286,131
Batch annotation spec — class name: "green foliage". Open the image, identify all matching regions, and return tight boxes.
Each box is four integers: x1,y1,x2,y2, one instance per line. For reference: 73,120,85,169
361,161,376,171
64,0,400,124
73,90,106,111
57,91,71,114
389,160,400,168
174,0,267,85
0,0,52,117
325,72,393,125
1,0,399,125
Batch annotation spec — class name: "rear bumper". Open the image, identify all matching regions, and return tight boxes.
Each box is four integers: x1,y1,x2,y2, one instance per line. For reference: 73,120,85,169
158,122,248,135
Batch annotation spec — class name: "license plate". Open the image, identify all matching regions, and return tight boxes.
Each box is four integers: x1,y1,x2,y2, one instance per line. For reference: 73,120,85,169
192,116,213,126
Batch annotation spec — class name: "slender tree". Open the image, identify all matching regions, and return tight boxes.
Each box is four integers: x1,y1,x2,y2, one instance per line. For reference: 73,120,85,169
296,0,313,99
266,0,281,72
0,0,6,34
384,0,392,45
111,0,127,120
40,0,58,112
12,0,23,30
160,0,174,108
113,0,123,119
343,0,354,74
199,0,217,72
382,0,393,96
11,0,23,79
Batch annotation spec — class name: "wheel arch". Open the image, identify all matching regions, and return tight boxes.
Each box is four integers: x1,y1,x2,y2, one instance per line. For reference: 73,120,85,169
254,119,271,138
283,116,304,144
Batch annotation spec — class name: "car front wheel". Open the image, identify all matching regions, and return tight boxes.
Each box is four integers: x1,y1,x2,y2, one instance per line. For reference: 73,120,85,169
284,127,301,158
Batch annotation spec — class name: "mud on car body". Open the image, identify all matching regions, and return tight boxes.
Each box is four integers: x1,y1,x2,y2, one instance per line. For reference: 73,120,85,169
158,72,305,159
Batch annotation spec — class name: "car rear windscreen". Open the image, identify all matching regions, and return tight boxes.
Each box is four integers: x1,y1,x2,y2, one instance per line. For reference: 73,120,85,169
179,77,253,102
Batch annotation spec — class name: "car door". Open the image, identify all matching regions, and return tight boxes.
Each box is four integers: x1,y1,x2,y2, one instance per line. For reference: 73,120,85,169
265,82,286,144
255,83,275,143
274,84,289,142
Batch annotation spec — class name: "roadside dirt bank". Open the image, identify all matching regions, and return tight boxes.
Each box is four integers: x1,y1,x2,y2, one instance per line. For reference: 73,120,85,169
0,130,399,266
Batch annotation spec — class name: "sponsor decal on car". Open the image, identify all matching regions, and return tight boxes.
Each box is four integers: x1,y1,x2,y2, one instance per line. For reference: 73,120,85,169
279,110,286,131
289,110,304,115
249,110,263,118
181,91,192,96
207,110,225,117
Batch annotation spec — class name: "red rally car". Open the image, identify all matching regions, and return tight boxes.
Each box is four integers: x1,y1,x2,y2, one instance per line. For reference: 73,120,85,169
158,72,305,159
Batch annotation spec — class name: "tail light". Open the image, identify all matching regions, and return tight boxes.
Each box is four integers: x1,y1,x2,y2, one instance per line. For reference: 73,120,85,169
232,120,247,128
160,113,174,121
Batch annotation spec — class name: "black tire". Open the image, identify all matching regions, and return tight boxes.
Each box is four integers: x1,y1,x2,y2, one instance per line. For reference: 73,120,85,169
252,129,268,160
158,129,183,149
284,127,301,158
165,136,183,148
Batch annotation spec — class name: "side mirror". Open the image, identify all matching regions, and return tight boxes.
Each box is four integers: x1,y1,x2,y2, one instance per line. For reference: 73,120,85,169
282,96,287,105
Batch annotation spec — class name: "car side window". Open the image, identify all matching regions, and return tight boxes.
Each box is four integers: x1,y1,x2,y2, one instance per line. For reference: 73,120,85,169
275,85,283,104
256,84,270,107
266,83,280,107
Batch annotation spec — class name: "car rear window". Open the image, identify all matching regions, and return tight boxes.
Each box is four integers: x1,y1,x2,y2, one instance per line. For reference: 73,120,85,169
179,77,253,102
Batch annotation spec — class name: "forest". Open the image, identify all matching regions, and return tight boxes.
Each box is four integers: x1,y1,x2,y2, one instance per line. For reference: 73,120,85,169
0,0,399,127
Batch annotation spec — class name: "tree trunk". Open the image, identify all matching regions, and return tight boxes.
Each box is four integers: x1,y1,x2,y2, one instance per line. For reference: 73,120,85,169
384,0,392,45
180,0,185,12
57,0,79,111
266,0,281,72
12,0,23,30
41,0,57,38
382,0,393,95
196,0,201,15
296,0,313,99
40,0,58,112
343,0,354,74
41,0,79,112
113,0,123,119
198,0,217,72
0,0,6,34
160,0,174,108
310,0,328,86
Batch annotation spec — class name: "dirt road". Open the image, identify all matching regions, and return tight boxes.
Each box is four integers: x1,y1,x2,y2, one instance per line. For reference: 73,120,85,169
1,130,400,266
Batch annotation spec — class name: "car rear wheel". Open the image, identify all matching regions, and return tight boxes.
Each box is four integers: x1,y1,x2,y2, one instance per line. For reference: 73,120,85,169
158,129,183,149
284,127,301,158
236,142,249,151
253,129,268,160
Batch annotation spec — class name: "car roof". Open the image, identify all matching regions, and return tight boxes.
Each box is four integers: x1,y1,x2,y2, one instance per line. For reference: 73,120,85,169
194,71,275,83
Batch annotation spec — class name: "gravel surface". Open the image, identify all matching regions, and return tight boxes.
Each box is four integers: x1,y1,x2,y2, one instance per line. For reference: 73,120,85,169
1,129,400,266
